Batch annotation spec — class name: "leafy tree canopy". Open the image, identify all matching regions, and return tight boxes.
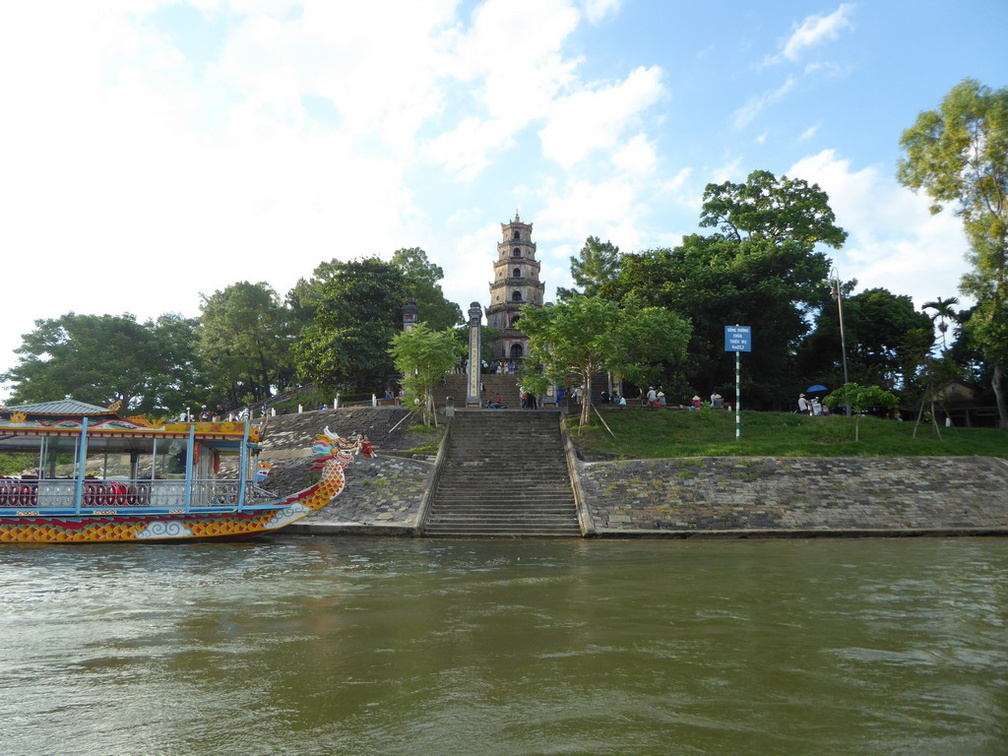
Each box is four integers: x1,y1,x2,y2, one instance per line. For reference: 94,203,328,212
839,288,934,390
198,281,291,407
607,234,831,407
391,247,463,330
520,296,622,427
898,78,1008,426
556,236,621,301
389,322,463,425
609,298,692,397
700,169,848,249
3,312,201,414
520,295,690,426
293,257,406,393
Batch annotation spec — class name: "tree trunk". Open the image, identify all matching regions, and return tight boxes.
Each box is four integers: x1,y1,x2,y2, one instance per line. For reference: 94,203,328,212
580,370,592,427
993,363,1007,429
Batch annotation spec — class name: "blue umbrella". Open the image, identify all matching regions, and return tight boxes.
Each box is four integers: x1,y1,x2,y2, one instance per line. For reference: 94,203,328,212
806,384,828,393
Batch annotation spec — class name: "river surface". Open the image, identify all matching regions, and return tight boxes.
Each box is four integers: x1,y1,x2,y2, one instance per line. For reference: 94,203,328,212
1,537,1006,755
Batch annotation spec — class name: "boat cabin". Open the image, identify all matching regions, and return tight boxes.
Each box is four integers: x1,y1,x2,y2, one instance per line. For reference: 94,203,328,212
0,400,264,514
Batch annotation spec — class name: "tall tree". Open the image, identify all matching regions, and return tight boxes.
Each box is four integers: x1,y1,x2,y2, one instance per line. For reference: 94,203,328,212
922,296,960,353
519,295,690,427
898,78,1008,426
700,169,848,248
802,288,934,390
391,247,463,330
292,258,406,392
556,236,621,301
520,296,622,428
145,314,208,414
603,169,844,407
3,312,197,413
608,233,832,408
609,298,692,397
199,281,291,407
389,322,462,426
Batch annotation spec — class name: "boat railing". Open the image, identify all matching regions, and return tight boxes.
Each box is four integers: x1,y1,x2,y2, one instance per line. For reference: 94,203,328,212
0,477,270,511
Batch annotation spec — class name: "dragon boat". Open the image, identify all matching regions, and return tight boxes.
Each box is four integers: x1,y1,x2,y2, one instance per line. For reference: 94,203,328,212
0,400,374,543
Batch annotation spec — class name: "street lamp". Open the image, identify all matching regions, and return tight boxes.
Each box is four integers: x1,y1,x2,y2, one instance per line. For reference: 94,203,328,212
829,266,850,416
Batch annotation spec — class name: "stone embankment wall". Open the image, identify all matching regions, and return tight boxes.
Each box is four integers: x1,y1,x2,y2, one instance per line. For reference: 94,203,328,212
578,456,1008,536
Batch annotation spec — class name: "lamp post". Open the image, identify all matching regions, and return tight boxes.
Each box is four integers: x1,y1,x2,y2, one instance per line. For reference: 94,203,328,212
829,267,851,416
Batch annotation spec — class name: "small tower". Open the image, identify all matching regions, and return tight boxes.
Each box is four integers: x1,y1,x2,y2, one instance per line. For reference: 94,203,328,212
486,210,546,361
401,301,419,332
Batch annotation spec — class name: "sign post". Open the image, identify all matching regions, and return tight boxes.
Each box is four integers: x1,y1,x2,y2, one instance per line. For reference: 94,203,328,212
724,326,752,441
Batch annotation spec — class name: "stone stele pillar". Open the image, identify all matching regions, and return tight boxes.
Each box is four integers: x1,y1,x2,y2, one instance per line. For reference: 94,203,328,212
466,301,483,407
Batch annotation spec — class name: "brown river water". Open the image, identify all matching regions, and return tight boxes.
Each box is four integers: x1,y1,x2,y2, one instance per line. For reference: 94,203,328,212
1,537,1006,755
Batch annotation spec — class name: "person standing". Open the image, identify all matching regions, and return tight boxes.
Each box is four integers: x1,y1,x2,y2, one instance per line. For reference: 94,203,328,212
798,393,809,414
646,386,657,408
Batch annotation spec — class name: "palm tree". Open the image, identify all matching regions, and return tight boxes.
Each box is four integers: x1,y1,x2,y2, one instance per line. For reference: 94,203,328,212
922,296,960,353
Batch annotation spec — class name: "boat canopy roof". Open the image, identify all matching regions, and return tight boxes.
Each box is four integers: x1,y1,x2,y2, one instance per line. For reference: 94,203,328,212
0,400,259,453
3,399,118,418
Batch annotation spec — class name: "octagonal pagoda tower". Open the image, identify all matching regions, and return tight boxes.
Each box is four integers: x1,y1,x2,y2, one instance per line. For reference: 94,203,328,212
485,211,546,361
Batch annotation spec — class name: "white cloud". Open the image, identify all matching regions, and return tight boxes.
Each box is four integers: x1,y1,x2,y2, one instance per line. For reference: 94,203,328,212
539,65,665,167
439,222,502,315
789,150,972,309
580,0,622,24
612,134,657,176
773,3,855,65
422,117,518,181
733,76,795,129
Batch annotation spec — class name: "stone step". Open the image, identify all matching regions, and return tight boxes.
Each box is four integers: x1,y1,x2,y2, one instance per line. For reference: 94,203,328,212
423,527,582,537
423,409,581,537
430,495,574,505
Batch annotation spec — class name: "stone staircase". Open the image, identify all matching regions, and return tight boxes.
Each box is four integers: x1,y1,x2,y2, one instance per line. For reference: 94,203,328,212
421,410,582,537
432,373,526,409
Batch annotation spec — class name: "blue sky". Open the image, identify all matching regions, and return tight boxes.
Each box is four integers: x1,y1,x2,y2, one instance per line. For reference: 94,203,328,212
1,1,1005,399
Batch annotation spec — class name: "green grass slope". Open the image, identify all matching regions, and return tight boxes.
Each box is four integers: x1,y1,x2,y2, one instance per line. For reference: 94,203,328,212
570,406,1007,459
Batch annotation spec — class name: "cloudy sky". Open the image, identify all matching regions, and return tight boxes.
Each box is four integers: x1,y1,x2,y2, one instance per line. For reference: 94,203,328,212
1,1,1005,398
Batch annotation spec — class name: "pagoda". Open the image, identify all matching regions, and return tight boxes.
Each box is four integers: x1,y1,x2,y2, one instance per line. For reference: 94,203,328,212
485,211,546,361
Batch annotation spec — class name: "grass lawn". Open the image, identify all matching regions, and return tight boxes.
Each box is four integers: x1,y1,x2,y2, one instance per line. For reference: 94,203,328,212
568,405,1008,459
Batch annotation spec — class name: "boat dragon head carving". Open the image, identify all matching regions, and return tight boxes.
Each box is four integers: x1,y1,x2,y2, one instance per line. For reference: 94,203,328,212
309,427,376,471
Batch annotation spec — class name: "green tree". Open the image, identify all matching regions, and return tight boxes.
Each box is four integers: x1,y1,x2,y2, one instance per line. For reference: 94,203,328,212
609,234,832,407
922,296,960,354
898,78,1008,427
3,312,196,413
609,298,692,397
520,296,622,427
199,281,291,407
840,288,934,389
823,383,898,441
700,169,848,248
389,323,462,426
556,236,621,300
145,314,208,414
391,247,463,330
519,296,690,427
605,169,845,407
292,258,406,392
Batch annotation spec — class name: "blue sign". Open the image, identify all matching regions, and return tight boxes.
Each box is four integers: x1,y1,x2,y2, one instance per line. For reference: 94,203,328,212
724,325,752,353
